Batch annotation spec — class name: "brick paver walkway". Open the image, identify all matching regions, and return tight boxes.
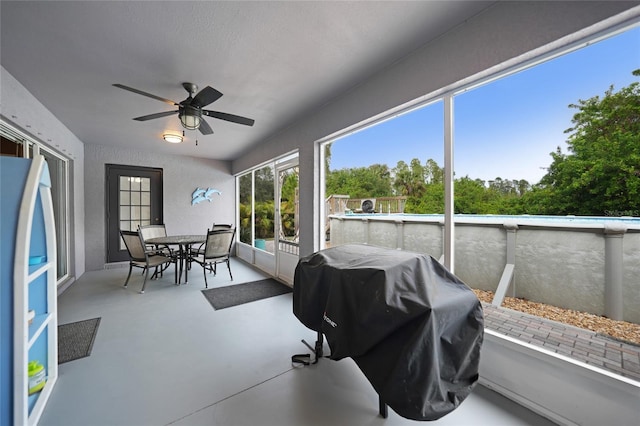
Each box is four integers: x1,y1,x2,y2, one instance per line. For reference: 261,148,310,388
482,304,640,382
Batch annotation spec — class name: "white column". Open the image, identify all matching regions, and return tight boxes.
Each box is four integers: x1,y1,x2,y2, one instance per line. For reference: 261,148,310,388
604,223,626,321
443,95,454,272
395,219,404,250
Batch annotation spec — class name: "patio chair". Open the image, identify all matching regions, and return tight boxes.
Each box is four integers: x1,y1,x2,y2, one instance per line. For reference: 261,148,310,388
120,230,174,294
139,224,173,256
188,223,233,269
189,228,236,288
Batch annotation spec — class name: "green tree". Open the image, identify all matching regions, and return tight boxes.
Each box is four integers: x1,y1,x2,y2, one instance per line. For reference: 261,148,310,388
393,158,434,197
424,158,444,184
325,72,639,217
326,164,393,198
254,166,274,202
280,169,298,237
538,70,640,215
455,176,494,214
254,200,275,238
238,173,253,243
405,182,444,213
324,143,332,175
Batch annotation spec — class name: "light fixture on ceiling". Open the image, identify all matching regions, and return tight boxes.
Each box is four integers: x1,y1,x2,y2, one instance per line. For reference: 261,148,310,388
179,107,201,130
163,133,183,144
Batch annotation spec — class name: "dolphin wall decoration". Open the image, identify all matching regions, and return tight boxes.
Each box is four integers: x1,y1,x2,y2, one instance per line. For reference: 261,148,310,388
191,187,222,205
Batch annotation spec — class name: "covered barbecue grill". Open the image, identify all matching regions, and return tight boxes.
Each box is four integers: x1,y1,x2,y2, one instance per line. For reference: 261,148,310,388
293,244,484,421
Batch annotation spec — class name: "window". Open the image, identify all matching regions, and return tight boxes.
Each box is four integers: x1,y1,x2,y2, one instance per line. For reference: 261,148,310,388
41,148,69,278
238,173,253,245
237,165,275,252
1,122,71,283
237,154,298,253
318,25,640,378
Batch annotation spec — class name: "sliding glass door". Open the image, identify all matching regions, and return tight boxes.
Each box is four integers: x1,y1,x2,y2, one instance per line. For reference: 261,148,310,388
236,153,299,283
1,123,70,283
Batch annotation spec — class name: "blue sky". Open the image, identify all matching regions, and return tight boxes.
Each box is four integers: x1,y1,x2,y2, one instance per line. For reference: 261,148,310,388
330,26,640,184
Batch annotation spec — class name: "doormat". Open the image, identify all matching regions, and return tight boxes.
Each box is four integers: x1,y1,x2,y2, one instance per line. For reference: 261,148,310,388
201,279,292,310
58,317,101,364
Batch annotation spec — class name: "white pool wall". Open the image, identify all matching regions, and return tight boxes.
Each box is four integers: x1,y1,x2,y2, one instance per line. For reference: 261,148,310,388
329,214,640,323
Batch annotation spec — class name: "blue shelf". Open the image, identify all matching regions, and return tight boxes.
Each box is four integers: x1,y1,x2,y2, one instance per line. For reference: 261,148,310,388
1,156,57,425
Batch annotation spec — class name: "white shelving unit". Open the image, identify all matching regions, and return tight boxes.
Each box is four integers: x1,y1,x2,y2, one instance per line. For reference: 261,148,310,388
1,155,58,425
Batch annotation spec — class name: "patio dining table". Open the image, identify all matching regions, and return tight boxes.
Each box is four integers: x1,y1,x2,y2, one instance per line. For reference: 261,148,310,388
147,235,205,284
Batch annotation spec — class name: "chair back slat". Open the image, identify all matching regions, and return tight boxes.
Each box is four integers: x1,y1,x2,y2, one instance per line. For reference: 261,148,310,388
211,223,233,231
120,230,146,260
139,224,167,241
204,228,235,258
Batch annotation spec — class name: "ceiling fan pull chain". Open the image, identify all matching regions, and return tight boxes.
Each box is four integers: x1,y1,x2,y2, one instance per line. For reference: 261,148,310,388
196,139,198,146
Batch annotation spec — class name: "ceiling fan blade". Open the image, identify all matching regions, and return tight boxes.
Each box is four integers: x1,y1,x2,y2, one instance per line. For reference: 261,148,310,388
203,110,255,126
133,110,179,121
198,118,214,135
113,84,178,105
191,86,223,108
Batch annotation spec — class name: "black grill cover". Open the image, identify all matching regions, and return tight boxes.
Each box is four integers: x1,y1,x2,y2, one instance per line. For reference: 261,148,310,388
293,244,483,421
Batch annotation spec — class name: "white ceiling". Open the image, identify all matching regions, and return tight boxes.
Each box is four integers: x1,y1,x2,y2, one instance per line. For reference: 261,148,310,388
1,1,495,161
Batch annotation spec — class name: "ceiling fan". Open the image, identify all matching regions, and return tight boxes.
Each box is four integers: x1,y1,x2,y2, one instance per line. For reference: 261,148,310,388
113,82,255,135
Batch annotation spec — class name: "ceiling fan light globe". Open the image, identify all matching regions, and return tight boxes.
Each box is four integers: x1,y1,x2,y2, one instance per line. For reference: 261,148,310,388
180,113,201,130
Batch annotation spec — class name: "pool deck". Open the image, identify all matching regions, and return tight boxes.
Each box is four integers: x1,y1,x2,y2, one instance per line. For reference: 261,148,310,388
482,304,640,382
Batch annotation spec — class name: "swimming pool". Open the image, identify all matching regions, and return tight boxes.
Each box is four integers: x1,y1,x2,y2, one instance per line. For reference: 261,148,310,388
341,212,640,228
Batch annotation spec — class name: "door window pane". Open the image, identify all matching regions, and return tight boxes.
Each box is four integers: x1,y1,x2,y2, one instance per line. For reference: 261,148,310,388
131,178,141,191
120,207,130,220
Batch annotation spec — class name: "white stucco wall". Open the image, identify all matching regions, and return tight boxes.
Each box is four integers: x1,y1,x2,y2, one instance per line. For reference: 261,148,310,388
1,66,86,282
